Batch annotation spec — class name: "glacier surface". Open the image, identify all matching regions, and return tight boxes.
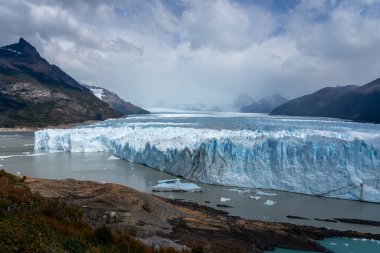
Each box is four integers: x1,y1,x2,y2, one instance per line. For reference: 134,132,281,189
34,116,380,202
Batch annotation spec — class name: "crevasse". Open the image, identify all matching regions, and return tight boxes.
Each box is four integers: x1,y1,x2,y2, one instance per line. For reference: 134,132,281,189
34,126,380,202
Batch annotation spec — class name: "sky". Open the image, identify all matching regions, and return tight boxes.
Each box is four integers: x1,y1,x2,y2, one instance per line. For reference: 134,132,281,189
0,0,380,108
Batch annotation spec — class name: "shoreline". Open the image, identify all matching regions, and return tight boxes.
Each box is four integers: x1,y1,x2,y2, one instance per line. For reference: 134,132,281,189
23,174,380,253
0,120,99,132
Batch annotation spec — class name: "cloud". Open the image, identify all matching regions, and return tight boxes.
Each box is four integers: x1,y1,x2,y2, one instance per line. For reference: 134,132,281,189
0,0,380,108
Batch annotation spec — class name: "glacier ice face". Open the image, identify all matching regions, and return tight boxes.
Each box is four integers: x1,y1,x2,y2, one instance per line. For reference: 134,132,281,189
34,120,380,202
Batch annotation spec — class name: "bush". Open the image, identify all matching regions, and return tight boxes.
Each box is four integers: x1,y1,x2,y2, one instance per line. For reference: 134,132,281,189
95,224,113,244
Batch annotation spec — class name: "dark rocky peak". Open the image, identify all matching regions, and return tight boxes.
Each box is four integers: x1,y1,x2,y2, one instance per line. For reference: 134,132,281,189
2,38,41,58
365,77,380,86
357,77,380,93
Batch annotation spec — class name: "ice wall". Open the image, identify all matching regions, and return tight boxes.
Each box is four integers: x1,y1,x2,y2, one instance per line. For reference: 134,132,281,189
35,126,380,202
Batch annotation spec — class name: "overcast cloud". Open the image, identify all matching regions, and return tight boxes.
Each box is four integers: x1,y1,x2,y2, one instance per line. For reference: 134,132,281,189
1,0,380,108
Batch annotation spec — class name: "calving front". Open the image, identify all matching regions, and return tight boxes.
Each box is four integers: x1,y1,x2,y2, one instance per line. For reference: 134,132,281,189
34,116,380,202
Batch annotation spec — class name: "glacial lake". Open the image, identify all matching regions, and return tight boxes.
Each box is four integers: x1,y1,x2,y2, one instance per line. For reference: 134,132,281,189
269,237,380,253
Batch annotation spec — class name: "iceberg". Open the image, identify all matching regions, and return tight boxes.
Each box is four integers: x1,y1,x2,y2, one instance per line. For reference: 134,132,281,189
255,190,277,196
34,123,380,202
220,197,230,202
152,178,201,192
264,200,276,206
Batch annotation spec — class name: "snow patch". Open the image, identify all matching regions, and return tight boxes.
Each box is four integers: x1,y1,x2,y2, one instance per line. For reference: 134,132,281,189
90,88,104,99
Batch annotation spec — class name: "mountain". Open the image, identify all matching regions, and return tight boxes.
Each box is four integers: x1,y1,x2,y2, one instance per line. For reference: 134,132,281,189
84,84,149,115
175,103,222,112
240,94,288,113
0,38,121,127
232,93,254,109
271,78,380,123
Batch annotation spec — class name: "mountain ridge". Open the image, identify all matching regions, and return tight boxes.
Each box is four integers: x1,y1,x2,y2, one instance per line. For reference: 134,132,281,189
271,78,380,123
239,93,288,113
84,84,149,115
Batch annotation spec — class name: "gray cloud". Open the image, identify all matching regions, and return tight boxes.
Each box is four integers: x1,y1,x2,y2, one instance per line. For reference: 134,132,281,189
0,0,380,108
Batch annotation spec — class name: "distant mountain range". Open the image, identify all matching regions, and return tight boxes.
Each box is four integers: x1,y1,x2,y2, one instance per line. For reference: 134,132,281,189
84,84,149,115
271,78,380,123
0,38,147,127
236,94,288,113
174,103,222,112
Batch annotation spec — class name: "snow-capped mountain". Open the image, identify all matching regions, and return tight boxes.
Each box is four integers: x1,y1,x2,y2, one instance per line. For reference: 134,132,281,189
84,84,149,115
239,94,288,113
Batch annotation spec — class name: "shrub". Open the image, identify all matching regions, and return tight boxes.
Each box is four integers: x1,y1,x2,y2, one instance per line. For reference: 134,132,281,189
95,224,113,244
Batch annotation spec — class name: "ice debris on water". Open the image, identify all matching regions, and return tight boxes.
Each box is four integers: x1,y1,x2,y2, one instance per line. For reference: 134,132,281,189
264,200,276,206
229,188,253,195
107,155,120,160
249,196,261,200
255,190,277,196
220,197,230,202
152,178,201,192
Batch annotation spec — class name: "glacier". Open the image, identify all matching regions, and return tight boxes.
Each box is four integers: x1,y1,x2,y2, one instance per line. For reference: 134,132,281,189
34,119,380,202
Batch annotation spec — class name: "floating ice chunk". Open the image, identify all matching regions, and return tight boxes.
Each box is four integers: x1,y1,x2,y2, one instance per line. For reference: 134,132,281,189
264,200,276,206
329,243,337,246
16,172,21,175
228,188,252,194
249,196,261,200
256,190,277,196
108,155,120,160
158,179,180,184
152,179,201,192
220,197,230,202
0,164,3,167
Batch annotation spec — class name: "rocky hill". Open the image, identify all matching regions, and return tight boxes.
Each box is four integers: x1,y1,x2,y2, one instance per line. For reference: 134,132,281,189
0,38,121,127
240,94,288,113
84,84,149,115
25,174,380,253
271,78,380,123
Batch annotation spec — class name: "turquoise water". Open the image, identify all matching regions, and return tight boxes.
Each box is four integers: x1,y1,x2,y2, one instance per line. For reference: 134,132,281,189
269,237,380,253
